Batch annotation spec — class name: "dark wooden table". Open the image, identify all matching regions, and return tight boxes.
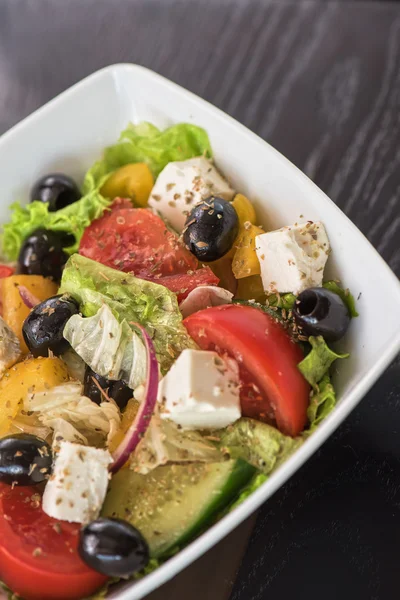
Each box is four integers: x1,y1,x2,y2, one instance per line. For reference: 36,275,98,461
1,1,399,599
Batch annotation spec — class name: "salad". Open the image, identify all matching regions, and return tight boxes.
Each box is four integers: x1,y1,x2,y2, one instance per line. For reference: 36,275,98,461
0,122,357,600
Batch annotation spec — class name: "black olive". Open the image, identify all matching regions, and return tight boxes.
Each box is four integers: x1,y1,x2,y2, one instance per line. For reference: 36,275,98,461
31,173,81,212
109,380,133,411
293,287,351,342
18,228,74,281
79,518,149,577
84,367,133,410
83,367,111,406
183,196,239,262
22,294,79,357
0,434,52,486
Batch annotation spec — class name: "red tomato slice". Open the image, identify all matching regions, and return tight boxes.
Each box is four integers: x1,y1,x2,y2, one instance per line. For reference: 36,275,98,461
184,305,310,436
144,267,219,303
79,207,197,278
0,485,107,600
0,265,14,278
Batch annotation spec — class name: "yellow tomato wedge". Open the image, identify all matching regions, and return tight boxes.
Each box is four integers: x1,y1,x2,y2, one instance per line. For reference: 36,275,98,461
235,275,266,302
0,357,69,437
232,223,264,279
231,193,257,226
101,163,154,207
208,194,258,280
1,275,58,353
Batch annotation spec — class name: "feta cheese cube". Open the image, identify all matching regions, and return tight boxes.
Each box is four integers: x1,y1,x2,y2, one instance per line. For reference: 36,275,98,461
0,316,21,377
255,221,330,295
158,349,241,430
148,156,234,232
42,441,112,524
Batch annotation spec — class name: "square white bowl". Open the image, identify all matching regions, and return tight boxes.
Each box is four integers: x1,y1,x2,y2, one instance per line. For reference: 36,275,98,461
1,64,399,600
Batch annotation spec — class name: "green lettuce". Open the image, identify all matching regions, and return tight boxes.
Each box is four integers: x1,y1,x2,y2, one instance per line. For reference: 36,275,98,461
220,418,302,474
2,188,111,260
298,335,349,389
266,292,296,310
323,280,359,317
0,580,14,600
228,472,268,512
60,254,195,372
83,121,212,190
131,413,222,475
2,121,212,261
306,374,337,431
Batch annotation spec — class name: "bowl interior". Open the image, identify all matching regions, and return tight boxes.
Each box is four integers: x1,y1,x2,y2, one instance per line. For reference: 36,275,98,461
1,64,400,600
2,64,399,404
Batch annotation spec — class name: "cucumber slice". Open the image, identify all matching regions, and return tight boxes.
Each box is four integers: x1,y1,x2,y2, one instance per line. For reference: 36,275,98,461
102,460,255,558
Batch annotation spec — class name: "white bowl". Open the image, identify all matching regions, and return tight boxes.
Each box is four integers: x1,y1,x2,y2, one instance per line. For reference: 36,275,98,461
1,64,399,600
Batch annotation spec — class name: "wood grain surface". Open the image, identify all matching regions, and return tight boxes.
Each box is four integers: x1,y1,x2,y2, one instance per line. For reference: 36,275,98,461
0,1,399,600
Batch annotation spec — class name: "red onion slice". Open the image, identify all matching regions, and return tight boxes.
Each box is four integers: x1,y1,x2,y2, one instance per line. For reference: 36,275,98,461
19,285,41,309
179,285,233,318
110,324,158,473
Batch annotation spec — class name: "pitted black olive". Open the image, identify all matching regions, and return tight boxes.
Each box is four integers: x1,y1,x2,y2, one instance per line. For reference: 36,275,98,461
22,294,80,357
0,434,52,486
31,173,81,212
18,228,73,281
109,380,133,411
84,367,110,406
183,196,239,262
84,366,133,410
79,518,149,577
293,287,351,342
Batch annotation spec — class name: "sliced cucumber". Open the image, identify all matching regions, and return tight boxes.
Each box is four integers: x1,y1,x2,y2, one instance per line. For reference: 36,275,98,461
102,460,255,558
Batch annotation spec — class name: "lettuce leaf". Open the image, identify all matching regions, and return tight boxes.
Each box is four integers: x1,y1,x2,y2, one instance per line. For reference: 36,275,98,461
60,254,196,372
266,292,296,310
220,418,302,474
25,382,121,447
83,121,212,189
323,280,359,317
64,304,147,389
0,580,14,600
2,121,211,261
131,412,223,475
2,188,111,260
298,335,349,389
306,374,337,431
228,472,268,511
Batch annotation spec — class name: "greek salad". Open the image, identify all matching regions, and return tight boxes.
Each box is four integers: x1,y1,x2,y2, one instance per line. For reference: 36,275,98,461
0,122,357,600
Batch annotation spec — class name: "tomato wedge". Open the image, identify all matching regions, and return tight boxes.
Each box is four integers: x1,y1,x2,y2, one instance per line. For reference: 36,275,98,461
144,267,219,303
0,485,107,600
0,265,14,278
184,304,309,436
79,207,197,278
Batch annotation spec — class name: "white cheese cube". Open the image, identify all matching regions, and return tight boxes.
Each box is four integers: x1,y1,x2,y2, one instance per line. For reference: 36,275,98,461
148,156,234,232
42,441,113,524
255,221,330,295
0,316,21,377
158,349,241,430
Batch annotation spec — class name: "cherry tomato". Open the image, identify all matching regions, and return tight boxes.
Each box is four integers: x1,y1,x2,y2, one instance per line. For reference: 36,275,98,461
144,266,219,302
79,207,197,278
184,304,309,437
0,485,107,600
0,265,14,278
